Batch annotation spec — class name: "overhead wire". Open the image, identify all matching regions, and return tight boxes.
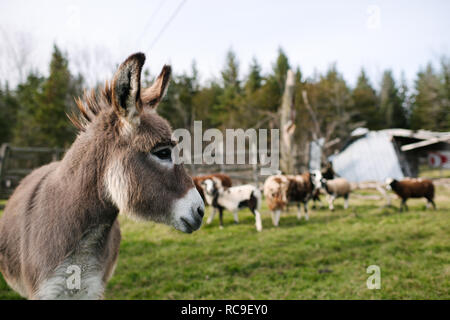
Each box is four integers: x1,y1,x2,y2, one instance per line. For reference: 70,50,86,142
146,0,187,52
135,0,165,47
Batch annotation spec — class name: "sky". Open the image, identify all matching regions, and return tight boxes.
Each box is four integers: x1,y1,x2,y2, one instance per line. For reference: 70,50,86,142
0,0,449,88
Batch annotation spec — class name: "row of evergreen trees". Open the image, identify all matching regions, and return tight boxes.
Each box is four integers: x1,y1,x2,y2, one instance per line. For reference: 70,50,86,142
0,46,83,147
0,45,449,149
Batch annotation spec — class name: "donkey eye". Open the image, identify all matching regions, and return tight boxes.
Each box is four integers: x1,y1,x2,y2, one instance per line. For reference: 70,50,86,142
151,146,172,161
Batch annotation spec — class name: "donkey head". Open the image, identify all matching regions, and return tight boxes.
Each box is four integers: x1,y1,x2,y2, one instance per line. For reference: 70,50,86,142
104,53,204,233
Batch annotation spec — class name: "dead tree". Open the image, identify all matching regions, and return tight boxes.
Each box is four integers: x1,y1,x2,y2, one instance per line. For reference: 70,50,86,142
280,69,296,174
301,90,364,167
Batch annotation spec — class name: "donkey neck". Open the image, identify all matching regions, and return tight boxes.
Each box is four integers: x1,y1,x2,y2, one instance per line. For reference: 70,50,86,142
24,122,120,295
58,124,119,224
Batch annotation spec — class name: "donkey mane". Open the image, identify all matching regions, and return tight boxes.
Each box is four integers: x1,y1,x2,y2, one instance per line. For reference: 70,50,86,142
68,82,114,132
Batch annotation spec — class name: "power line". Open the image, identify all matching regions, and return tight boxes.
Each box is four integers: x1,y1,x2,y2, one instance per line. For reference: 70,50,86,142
136,0,165,47
146,0,187,52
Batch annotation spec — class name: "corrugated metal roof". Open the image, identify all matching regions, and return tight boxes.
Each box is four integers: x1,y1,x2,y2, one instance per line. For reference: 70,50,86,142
401,135,450,151
330,131,404,183
381,128,450,139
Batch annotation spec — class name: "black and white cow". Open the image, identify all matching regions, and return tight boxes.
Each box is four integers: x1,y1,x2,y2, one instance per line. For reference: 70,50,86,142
201,177,263,232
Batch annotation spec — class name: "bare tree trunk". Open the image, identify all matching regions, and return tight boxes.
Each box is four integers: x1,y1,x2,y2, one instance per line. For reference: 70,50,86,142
302,90,320,141
280,70,296,174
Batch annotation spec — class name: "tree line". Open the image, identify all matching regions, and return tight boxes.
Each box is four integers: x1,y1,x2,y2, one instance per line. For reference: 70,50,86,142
0,45,449,156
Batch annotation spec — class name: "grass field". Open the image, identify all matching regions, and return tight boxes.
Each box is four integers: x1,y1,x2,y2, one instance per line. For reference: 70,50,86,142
0,187,449,300
419,166,450,179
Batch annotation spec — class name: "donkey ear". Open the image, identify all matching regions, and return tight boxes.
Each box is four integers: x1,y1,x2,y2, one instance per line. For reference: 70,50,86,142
112,52,146,123
141,65,171,109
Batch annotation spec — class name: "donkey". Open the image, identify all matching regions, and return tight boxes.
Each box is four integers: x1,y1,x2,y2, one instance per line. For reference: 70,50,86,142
0,53,205,300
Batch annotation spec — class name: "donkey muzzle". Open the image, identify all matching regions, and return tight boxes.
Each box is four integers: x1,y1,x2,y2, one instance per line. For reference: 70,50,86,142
171,188,205,233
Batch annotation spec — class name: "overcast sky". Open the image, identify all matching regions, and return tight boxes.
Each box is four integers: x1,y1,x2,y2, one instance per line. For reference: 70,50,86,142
0,0,449,88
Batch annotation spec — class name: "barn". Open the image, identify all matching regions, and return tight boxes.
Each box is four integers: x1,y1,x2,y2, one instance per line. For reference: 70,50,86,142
330,128,450,183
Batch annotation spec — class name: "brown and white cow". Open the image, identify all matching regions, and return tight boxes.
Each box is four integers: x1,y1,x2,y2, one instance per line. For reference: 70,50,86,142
264,172,319,226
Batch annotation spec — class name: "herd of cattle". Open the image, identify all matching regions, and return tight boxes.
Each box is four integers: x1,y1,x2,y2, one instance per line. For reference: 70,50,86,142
193,169,437,232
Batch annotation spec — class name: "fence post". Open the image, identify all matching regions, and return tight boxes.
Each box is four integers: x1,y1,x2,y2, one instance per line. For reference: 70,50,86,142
252,163,258,186
219,140,224,173
52,149,58,162
0,143,11,194
251,140,258,186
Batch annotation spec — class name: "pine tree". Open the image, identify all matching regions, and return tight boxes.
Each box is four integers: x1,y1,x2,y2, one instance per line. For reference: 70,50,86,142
0,82,19,144
352,69,380,129
295,67,303,85
316,64,352,121
245,57,263,94
11,45,82,147
221,49,240,89
410,64,442,130
192,81,223,128
212,49,242,128
158,61,201,130
379,70,407,128
440,57,450,130
241,57,269,128
36,45,80,147
12,73,45,146
256,48,291,116
271,47,290,96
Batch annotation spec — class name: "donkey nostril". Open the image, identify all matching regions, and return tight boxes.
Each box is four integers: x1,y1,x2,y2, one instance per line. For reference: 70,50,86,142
197,207,204,218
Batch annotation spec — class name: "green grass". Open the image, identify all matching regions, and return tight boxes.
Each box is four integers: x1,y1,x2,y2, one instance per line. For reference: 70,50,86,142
419,166,450,179
1,187,449,300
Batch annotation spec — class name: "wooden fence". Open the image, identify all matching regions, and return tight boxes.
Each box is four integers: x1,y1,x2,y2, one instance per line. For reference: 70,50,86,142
0,144,289,199
186,163,265,186
0,144,64,199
